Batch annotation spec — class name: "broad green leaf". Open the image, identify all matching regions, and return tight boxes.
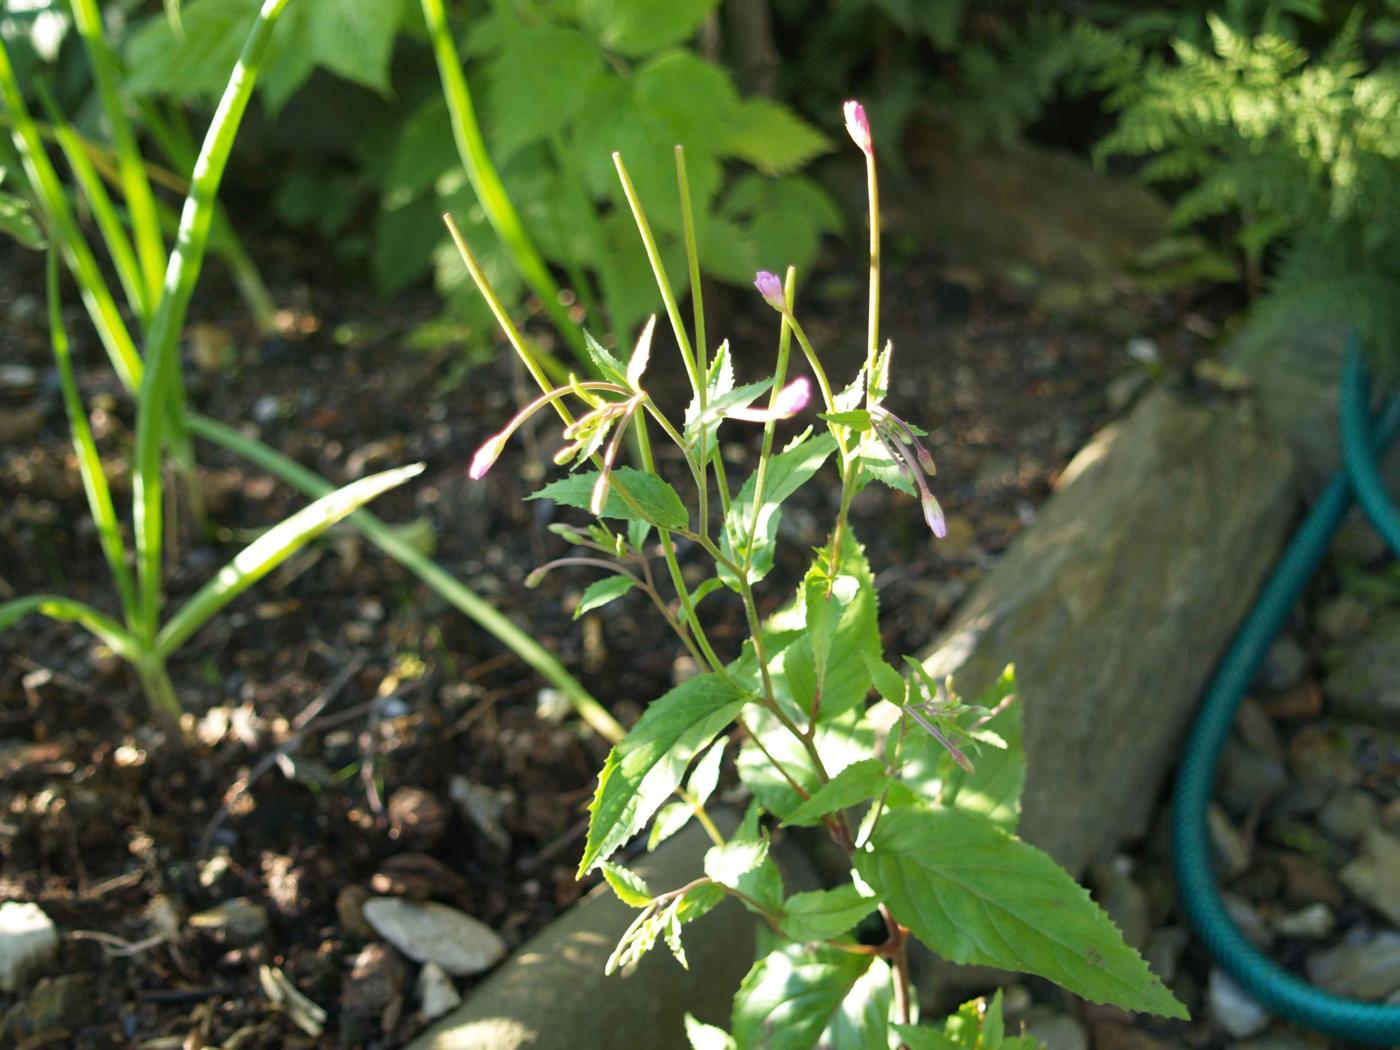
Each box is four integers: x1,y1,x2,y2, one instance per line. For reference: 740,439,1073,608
721,433,838,586
718,174,844,287
724,98,832,175
705,838,769,889
633,51,739,150
823,956,894,1050
267,0,407,107
124,0,257,101
581,673,747,873
382,98,458,201
782,758,889,828
779,885,882,943
855,808,1187,1018
574,575,636,618
685,1014,736,1050
582,0,719,57
529,467,688,530
484,23,605,160
820,410,874,431
732,942,872,1050
156,465,424,658
599,860,652,907
892,1026,961,1050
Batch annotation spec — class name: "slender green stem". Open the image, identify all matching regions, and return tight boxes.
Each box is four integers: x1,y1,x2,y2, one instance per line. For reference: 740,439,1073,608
612,153,702,403
0,37,142,391
674,146,713,532
135,656,182,726
133,0,294,643
47,250,138,627
69,0,167,306
419,0,586,369
187,413,625,743
864,151,881,391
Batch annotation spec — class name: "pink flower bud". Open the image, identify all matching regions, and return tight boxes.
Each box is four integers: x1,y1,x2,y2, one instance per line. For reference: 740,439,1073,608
468,433,507,480
728,377,812,423
754,270,786,311
921,490,947,539
843,100,872,156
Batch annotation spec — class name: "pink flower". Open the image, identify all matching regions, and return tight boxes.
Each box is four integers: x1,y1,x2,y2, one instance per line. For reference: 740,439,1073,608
754,270,786,311
843,100,872,157
728,377,811,423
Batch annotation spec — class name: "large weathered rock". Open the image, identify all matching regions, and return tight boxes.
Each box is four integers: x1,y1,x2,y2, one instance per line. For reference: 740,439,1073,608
918,387,1297,876
408,817,752,1050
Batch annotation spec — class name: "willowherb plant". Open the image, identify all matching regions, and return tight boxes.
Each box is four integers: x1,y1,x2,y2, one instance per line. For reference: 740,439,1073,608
455,102,1187,1046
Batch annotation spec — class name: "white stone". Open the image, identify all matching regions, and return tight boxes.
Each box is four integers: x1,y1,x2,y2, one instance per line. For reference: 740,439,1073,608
416,961,462,1021
1208,970,1269,1040
362,897,506,976
0,901,60,992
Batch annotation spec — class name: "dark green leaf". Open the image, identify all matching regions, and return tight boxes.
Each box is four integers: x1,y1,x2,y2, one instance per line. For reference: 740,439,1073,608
779,885,882,942
582,0,719,57
724,98,831,175
856,808,1187,1018
721,433,837,586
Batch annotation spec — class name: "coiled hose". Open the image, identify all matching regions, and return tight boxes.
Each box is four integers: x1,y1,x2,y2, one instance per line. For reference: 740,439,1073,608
1172,335,1400,1046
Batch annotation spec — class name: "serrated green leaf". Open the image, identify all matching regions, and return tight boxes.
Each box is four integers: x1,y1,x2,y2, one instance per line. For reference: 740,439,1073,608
737,704,873,822
382,97,458,201
820,410,874,431
584,329,629,387
781,758,890,828
529,467,688,530
582,0,719,57
599,860,652,907
484,22,604,160
863,655,907,707
855,808,1187,1018
581,673,747,873
732,942,872,1050
779,885,882,942
574,575,636,618
633,50,738,149
704,838,769,888
724,98,832,175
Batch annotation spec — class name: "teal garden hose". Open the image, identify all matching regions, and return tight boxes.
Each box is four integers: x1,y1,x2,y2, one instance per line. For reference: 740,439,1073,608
1172,335,1400,1045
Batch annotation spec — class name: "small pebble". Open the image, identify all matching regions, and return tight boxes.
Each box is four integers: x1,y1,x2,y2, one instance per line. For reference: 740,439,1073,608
0,902,59,993
415,961,462,1021
188,898,269,947
1271,902,1334,940
362,898,506,976
1208,970,1269,1039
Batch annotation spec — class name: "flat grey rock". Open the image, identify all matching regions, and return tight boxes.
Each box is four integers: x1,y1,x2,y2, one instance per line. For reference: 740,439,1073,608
917,388,1297,875
408,817,753,1050
362,898,507,977
0,902,58,993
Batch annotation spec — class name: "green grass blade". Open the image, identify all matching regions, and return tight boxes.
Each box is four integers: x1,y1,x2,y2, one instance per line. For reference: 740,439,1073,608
0,38,142,391
419,0,586,370
141,102,278,334
69,0,168,306
186,412,625,743
38,85,151,325
156,463,424,658
132,0,294,643
47,249,138,626
0,594,141,662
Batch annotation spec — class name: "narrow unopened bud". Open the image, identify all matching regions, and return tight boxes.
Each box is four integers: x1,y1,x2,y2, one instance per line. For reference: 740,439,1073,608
843,100,872,156
589,470,611,516
468,433,507,480
729,377,811,422
921,490,947,539
754,270,786,311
